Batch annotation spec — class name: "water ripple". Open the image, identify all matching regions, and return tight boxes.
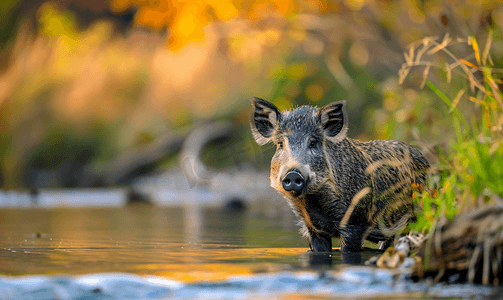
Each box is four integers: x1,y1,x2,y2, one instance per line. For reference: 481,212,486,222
0,268,497,300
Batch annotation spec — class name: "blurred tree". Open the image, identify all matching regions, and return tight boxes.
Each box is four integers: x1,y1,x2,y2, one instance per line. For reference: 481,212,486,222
0,0,502,189
0,1,22,46
0,0,22,69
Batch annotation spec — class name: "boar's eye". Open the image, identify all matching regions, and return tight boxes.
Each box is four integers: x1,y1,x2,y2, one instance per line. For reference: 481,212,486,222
308,139,319,149
277,141,283,149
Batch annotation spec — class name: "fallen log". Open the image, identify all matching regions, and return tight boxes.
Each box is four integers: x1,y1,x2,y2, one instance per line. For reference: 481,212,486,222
103,131,189,186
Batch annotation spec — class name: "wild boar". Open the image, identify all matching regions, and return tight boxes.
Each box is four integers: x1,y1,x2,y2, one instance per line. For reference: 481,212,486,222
250,97,429,252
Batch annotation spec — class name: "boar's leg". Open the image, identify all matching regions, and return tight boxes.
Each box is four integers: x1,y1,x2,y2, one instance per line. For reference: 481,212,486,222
340,224,365,252
309,230,332,252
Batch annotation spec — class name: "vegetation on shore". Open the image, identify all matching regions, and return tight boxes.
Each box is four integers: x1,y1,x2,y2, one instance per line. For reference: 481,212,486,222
398,33,503,265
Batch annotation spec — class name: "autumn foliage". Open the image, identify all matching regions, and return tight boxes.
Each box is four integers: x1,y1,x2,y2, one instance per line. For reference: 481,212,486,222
0,0,502,189
110,0,335,50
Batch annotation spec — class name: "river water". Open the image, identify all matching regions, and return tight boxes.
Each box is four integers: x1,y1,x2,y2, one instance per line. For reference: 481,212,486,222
0,205,498,299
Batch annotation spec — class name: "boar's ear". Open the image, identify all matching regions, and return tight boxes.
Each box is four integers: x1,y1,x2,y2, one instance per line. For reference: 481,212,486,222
318,100,348,141
250,97,281,145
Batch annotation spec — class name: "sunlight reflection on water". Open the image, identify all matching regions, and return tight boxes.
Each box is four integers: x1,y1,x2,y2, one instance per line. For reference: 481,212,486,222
0,205,311,279
0,204,499,299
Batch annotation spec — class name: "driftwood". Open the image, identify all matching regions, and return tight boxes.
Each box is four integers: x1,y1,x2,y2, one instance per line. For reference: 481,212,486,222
25,123,236,188
103,131,189,186
367,204,503,285
102,122,234,186
416,205,503,285
179,122,233,188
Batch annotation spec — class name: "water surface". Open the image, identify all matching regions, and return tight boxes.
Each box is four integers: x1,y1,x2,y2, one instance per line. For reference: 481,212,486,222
0,205,355,280
0,205,498,299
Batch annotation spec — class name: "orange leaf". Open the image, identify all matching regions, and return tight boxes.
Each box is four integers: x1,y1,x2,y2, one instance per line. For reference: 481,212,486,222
136,7,170,30
471,36,481,65
457,56,478,69
411,183,424,191
275,0,298,17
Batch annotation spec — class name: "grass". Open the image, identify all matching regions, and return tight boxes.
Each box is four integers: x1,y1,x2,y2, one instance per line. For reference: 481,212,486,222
400,32,503,237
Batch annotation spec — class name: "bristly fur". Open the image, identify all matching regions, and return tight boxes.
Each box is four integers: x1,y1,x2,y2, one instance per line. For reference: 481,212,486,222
250,97,430,252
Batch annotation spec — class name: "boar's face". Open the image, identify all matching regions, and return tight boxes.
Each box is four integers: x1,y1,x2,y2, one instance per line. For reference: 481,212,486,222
251,97,348,199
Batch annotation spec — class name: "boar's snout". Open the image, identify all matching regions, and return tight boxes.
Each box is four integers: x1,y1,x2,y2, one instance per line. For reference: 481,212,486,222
282,171,306,194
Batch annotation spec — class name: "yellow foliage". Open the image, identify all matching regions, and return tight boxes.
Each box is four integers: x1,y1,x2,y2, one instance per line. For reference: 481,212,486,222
274,97,292,111
205,0,239,20
109,0,337,50
287,63,311,81
136,6,172,30
303,0,335,12
38,3,79,42
169,4,208,50
275,0,298,17
344,0,365,11
304,83,324,102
